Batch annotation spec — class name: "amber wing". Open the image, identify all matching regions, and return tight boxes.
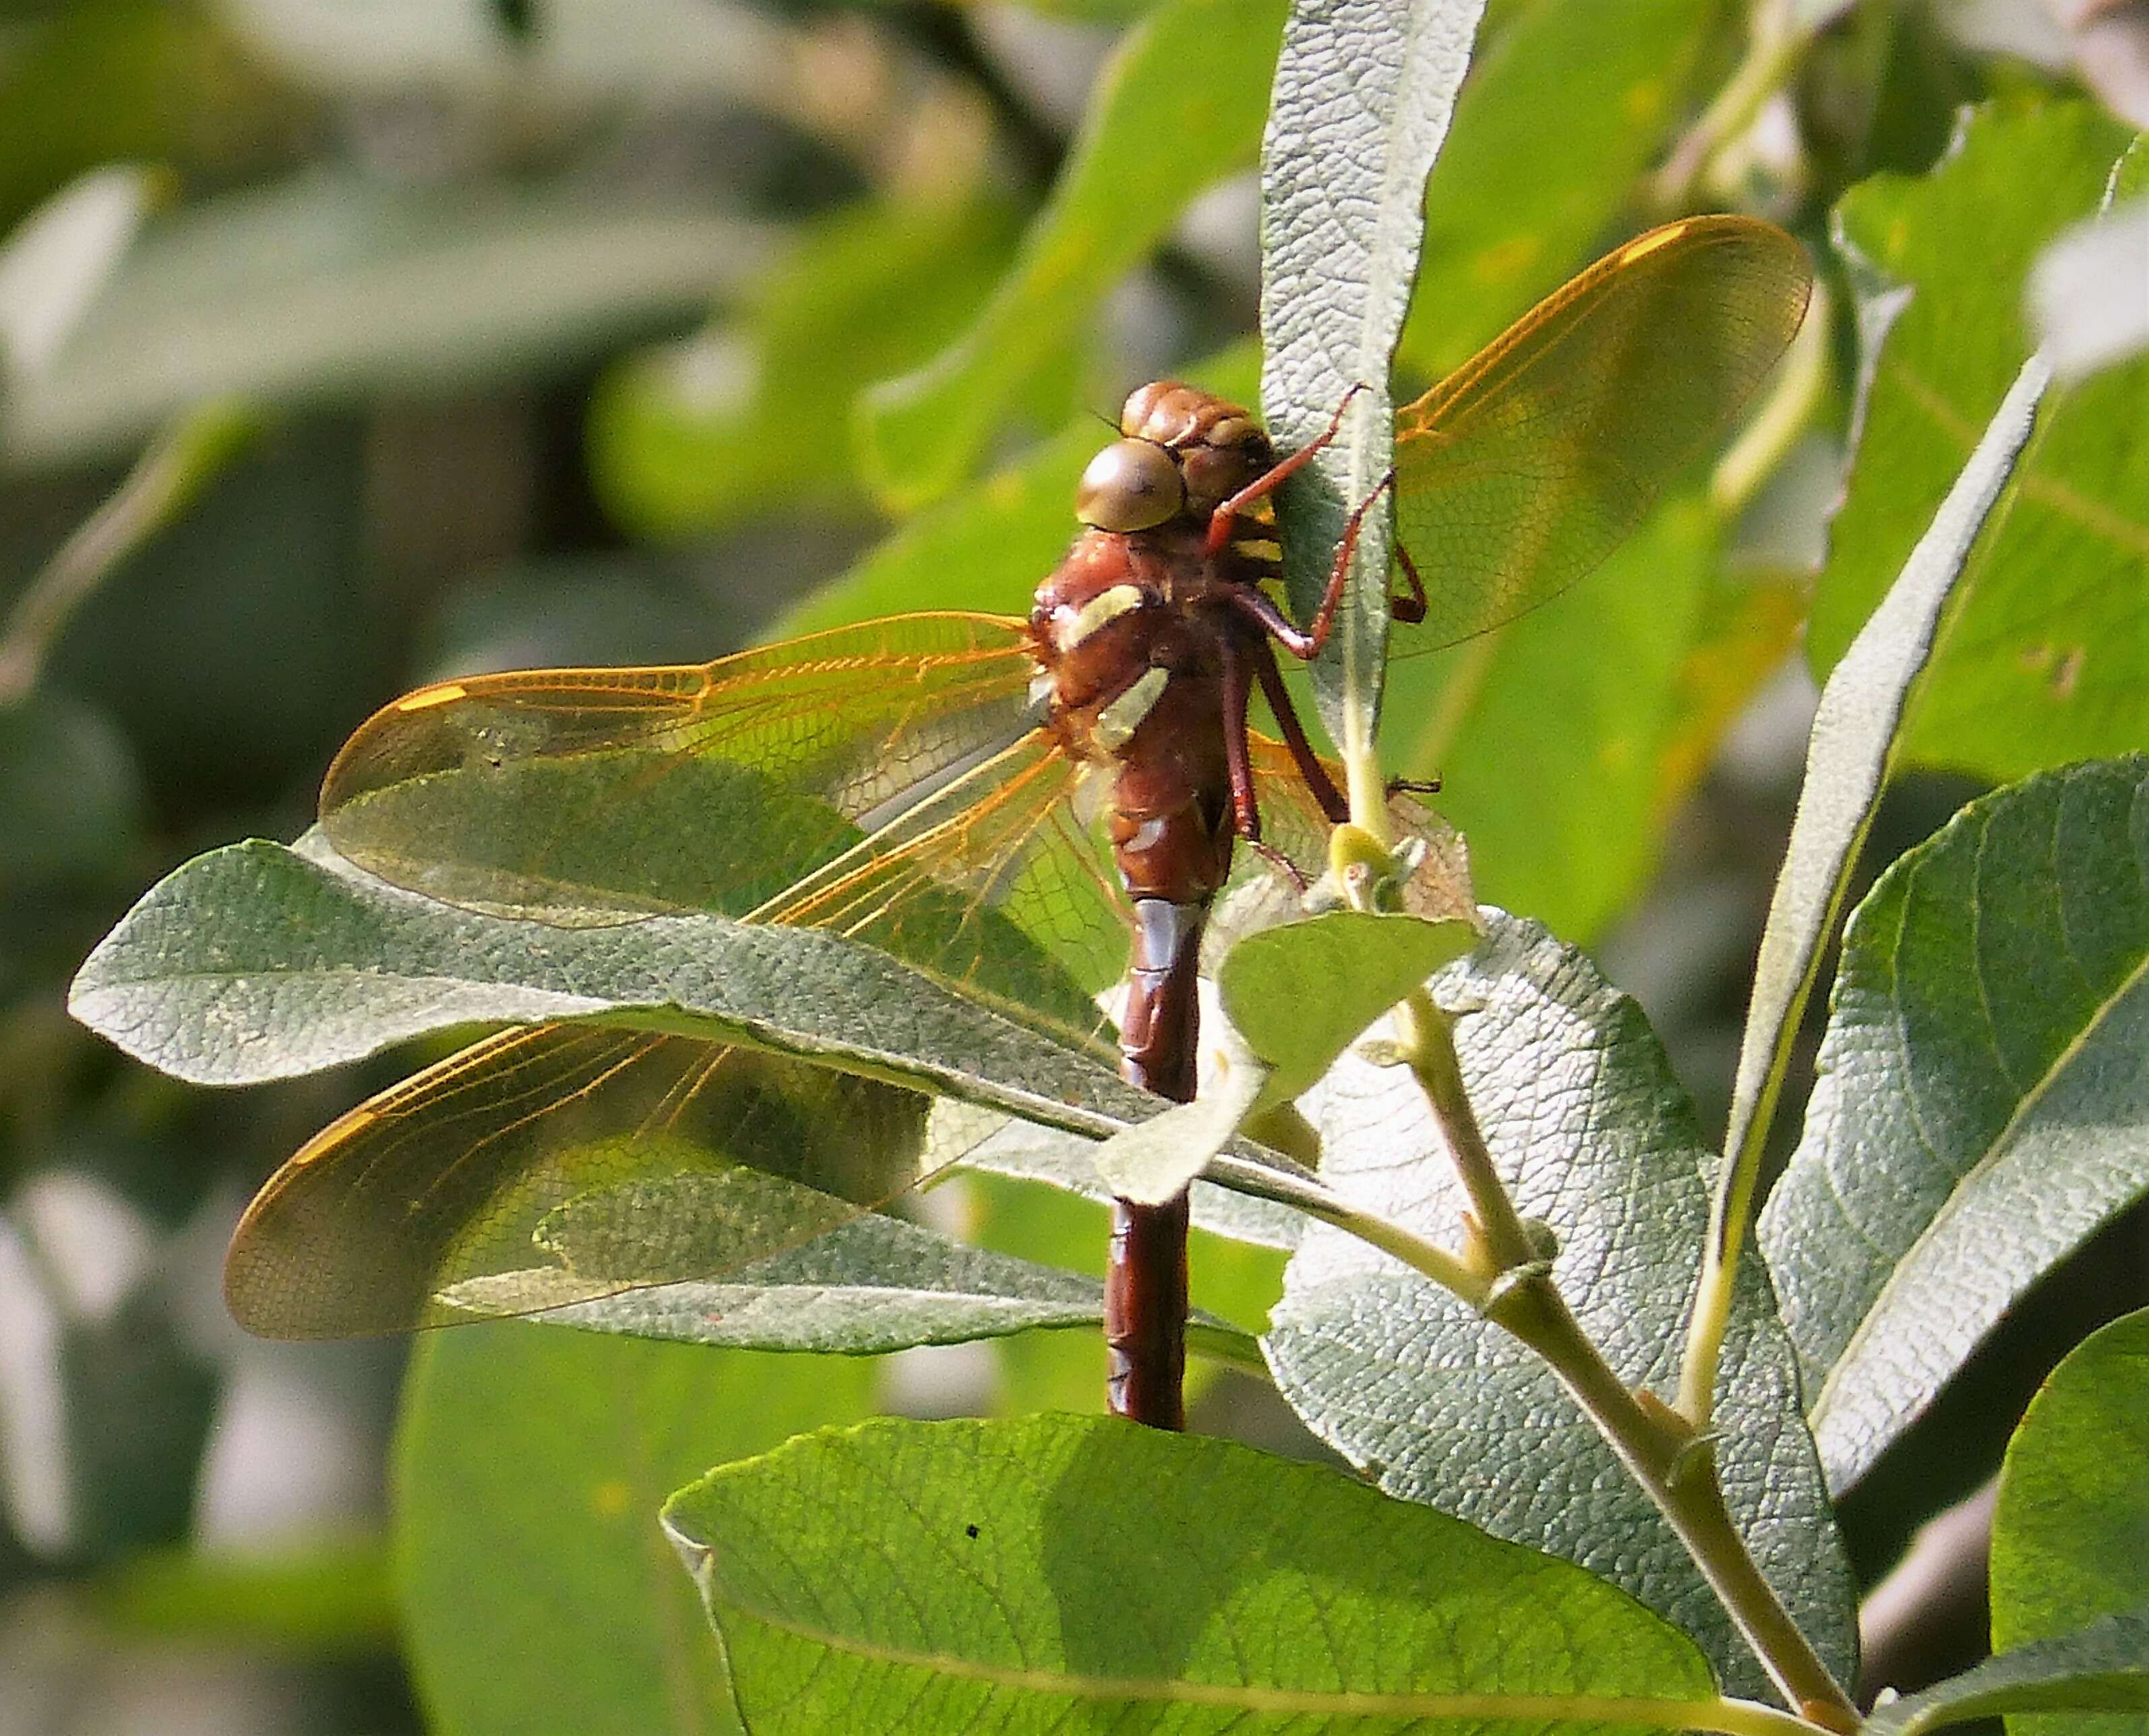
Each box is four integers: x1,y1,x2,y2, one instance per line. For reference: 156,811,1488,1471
1391,214,1813,651
235,614,1354,1338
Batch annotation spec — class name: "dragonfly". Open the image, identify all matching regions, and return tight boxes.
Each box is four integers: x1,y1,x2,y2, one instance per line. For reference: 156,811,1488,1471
223,214,1812,1431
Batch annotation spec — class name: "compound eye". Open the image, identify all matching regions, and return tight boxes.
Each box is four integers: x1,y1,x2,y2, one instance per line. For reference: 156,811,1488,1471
1179,442,1259,514
1075,438,1183,531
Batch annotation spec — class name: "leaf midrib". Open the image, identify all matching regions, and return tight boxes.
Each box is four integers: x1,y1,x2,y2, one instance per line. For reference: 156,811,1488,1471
1892,361,2149,560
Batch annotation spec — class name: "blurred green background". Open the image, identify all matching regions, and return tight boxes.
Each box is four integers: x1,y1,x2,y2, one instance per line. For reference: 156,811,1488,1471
0,2,2141,1731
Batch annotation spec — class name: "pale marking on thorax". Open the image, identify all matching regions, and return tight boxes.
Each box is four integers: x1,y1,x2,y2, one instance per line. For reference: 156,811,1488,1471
1053,583,1147,653
1093,665,1170,752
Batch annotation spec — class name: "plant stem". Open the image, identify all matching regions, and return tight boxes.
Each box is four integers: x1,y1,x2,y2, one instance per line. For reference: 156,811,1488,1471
1390,991,1859,1728
1503,1281,1856,1728
1342,746,1392,849
0,402,253,706
1395,989,1539,1271
1649,10,1815,214
1203,1151,1490,1310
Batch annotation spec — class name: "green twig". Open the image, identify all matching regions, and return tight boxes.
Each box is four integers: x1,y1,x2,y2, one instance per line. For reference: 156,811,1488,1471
1649,11,1816,214
0,401,253,707
1202,1150,1490,1310
1376,988,1856,1726
1499,1274,1858,1729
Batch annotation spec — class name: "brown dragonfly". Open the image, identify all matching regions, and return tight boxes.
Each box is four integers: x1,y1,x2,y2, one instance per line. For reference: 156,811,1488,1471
223,214,1811,1430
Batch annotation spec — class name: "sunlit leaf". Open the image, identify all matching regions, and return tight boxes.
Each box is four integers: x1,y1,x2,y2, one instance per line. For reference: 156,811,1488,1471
664,1414,1719,1733
444,1209,1122,1355
1863,1611,2149,1736
1810,103,2144,781
1760,756,2149,1492
1267,913,1854,1697
1993,1306,2149,1736
1721,351,2051,1332
1263,0,1485,742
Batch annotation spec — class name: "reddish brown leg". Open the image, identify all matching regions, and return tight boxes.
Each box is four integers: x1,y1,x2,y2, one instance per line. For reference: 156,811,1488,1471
1247,837,1312,889
1224,468,1401,662
1282,469,1399,660
1202,384,1368,560
1252,638,1348,823
1217,634,1263,841
1219,638,1312,885
1390,536,1429,626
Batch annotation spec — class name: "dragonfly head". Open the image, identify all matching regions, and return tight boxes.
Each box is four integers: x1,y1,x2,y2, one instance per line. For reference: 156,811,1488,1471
1076,380,1276,533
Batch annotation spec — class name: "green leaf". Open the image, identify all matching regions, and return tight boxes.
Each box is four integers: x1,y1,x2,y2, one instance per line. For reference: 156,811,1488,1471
1716,350,2051,1300
955,1108,1310,1252
1759,756,2149,1492
1863,1610,2149,1736
69,837,1142,1137
72,840,1321,1344
857,0,1287,510
1809,102,2144,783
588,197,1023,540
1090,1023,1273,1206
398,1323,878,1736
1261,0,1484,747
1224,909,1478,1101
1993,1308,2149,1736
3,171,767,463
664,1413,1721,1732
1393,0,1720,384
0,164,153,380
442,1208,1122,1355
473,1192,1260,1369
1265,913,1855,1697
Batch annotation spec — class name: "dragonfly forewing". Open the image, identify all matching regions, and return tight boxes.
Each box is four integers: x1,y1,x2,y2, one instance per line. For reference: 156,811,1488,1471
320,613,1045,928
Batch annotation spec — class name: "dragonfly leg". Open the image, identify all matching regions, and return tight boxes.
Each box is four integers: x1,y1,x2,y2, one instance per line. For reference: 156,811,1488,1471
1253,637,1348,824
1246,835,1312,891
1391,535,1429,625
1290,469,1401,659
1203,383,1368,560
1222,465,1398,663
1219,634,1264,841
